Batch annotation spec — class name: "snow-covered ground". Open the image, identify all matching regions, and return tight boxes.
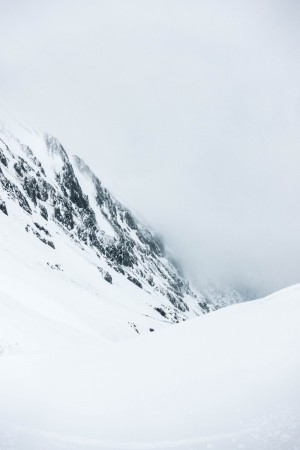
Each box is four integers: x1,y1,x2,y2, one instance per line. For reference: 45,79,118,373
1,270,299,448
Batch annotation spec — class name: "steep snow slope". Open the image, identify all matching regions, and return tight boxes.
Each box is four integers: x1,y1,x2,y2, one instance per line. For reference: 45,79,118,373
0,118,243,336
0,285,299,449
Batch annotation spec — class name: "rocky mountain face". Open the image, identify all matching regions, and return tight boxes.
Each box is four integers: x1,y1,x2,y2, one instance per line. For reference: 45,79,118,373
0,121,244,330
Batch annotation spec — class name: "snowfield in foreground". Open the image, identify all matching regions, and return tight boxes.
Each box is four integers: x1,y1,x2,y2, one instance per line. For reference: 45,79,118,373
0,283,300,449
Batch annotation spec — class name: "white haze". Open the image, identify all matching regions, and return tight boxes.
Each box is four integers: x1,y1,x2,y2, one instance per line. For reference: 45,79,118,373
0,0,299,296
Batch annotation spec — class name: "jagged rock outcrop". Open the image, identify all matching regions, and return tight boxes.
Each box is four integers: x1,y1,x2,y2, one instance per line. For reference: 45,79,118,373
0,123,244,323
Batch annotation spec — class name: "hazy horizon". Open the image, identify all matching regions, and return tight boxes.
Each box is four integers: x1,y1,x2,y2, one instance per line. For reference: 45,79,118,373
1,0,300,296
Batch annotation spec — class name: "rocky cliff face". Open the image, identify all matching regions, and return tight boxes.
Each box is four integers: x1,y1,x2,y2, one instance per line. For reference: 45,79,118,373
0,121,244,328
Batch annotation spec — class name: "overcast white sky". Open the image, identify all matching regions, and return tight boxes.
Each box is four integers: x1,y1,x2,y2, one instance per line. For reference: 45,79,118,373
1,0,300,295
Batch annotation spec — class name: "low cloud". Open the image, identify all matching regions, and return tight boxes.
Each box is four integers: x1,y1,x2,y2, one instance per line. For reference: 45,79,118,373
1,0,299,296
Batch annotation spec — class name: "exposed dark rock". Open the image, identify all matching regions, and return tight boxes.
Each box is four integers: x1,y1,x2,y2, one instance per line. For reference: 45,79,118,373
124,211,137,230
56,163,88,210
34,222,50,236
167,291,189,312
0,149,8,167
147,276,155,287
104,271,113,284
112,265,125,275
0,167,32,214
106,238,136,268
155,307,167,318
21,145,46,176
0,199,7,215
25,224,55,249
198,302,211,313
54,204,74,230
23,177,39,205
127,275,143,289
39,204,48,220
136,229,165,257
14,157,32,177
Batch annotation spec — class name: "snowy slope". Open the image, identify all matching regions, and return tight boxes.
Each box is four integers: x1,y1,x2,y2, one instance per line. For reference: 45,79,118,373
0,118,299,449
0,118,244,339
0,285,299,449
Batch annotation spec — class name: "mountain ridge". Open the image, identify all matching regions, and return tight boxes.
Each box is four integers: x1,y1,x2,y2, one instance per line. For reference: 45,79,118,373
0,120,244,337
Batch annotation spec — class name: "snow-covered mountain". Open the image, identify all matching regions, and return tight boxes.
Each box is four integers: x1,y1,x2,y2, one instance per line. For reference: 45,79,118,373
0,119,243,342
1,120,299,449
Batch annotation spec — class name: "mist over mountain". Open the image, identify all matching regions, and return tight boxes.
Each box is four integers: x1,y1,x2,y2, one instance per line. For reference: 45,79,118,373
0,117,246,339
1,0,300,296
